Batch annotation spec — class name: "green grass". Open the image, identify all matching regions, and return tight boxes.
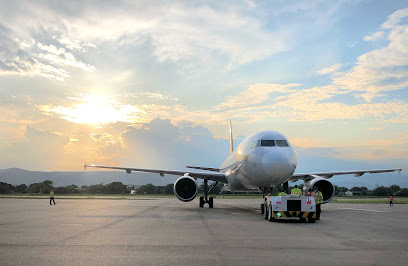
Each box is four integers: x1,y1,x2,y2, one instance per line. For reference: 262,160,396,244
331,196,408,204
1,194,407,203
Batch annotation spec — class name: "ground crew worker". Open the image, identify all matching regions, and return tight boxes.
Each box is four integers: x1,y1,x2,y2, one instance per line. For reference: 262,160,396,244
310,189,316,202
315,188,323,220
291,185,302,196
389,195,393,206
278,191,287,196
50,189,56,205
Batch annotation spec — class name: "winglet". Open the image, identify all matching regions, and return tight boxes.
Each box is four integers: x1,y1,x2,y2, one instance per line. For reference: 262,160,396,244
229,120,233,154
84,163,87,171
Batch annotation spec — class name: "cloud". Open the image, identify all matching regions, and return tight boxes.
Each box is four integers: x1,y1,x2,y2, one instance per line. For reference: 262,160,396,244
0,1,290,75
364,31,384,41
329,8,408,101
0,24,96,80
209,8,408,123
201,7,408,123
128,92,179,101
37,43,96,72
115,118,230,169
0,126,69,170
36,93,186,125
381,8,408,29
215,83,300,111
316,64,343,75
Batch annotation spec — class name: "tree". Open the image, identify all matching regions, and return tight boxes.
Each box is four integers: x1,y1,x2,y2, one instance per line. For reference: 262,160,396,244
105,182,128,194
88,184,105,194
0,182,13,194
351,186,368,196
389,185,401,194
55,186,68,194
164,184,174,194
15,184,28,193
397,188,408,196
137,183,157,194
27,182,49,194
80,185,89,193
66,184,79,194
43,180,54,189
334,186,349,195
371,186,390,196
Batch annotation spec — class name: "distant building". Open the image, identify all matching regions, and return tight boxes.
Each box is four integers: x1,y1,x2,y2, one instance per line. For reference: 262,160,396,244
345,190,353,196
351,191,362,196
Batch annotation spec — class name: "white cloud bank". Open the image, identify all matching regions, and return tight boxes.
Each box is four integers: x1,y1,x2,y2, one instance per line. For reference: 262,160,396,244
0,1,290,80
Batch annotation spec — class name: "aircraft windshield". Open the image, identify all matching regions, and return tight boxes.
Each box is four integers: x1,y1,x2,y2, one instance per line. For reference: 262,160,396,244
260,140,275,146
276,140,289,147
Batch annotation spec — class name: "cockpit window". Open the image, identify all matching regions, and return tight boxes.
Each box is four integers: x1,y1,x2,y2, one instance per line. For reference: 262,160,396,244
249,140,260,149
260,140,275,147
276,140,289,147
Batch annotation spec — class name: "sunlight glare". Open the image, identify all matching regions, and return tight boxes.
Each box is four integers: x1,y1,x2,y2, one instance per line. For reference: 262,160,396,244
51,95,139,124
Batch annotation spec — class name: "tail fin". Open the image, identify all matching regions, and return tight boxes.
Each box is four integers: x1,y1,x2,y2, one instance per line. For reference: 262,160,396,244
229,120,234,154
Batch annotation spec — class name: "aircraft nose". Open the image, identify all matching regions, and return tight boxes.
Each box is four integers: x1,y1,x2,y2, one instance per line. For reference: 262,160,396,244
262,150,296,179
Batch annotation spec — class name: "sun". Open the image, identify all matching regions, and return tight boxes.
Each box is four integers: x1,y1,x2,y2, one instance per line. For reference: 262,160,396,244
39,94,140,125
73,95,120,124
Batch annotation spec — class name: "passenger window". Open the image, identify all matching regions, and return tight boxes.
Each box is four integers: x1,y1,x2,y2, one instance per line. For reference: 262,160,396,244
260,140,275,147
276,140,289,147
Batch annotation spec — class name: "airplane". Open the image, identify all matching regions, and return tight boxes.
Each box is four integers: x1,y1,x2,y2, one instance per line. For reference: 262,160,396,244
84,122,402,209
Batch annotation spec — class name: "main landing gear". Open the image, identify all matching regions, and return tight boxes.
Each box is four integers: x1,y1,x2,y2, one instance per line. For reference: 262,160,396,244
199,179,218,208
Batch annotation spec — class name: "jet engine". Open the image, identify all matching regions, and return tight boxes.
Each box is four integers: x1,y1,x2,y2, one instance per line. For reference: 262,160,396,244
303,175,335,203
173,175,198,202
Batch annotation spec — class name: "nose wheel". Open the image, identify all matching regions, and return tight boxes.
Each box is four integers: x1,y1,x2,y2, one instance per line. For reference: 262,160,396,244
199,180,217,208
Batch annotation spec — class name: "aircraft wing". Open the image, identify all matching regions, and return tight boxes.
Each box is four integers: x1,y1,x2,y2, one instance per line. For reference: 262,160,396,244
84,164,228,183
289,168,402,182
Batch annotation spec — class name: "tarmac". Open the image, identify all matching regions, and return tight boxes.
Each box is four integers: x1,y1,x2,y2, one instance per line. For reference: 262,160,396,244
1,197,407,265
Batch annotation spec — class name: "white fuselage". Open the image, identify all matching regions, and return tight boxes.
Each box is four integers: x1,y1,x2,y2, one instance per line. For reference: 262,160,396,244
220,131,297,191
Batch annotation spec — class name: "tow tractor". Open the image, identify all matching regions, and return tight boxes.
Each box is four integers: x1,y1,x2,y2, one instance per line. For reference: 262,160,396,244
261,195,316,223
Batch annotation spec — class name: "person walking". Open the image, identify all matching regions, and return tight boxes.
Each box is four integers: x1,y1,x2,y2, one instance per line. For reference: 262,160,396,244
50,189,56,205
389,195,393,206
315,188,323,220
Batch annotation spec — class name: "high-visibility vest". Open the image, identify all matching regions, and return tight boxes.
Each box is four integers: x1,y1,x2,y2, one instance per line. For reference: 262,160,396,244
316,191,323,204
291,188,302,195
278,192,287,196
50,191,54,198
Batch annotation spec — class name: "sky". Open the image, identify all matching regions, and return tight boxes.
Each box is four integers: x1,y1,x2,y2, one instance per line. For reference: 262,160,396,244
0,0,407,187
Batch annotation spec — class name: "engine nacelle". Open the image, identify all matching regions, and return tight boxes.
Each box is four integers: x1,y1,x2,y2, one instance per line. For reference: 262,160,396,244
173,175,198,202
303,176,335,204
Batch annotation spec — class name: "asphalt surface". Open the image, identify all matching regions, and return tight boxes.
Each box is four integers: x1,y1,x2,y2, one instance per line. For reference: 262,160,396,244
0,198,407,265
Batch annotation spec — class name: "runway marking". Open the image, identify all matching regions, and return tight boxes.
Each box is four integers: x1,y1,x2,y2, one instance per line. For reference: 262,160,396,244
337,208,387,213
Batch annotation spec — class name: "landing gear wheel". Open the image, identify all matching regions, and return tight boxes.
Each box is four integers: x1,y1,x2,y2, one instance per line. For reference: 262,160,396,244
268,204,275,222
208,197,213,208
199,197,205,208
264,201,268,220
260,203,264,214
